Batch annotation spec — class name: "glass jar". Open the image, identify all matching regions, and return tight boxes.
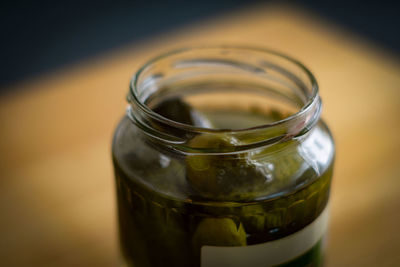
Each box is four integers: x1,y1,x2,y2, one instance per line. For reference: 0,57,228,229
112,46,335,267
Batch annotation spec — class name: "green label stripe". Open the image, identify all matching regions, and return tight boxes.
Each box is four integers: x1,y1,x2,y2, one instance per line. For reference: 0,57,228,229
201,207,329,267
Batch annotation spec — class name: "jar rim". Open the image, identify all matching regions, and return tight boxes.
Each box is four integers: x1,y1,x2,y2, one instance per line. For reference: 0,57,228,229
128,45,321,152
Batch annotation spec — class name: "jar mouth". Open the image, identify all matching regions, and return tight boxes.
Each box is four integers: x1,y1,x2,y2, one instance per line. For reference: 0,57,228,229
128,45,321,153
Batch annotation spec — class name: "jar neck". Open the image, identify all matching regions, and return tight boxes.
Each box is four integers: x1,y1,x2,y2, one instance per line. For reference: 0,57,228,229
127,46,321,154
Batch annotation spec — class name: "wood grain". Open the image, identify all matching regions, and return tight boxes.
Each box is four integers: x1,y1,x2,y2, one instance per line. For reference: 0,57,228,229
1,3,399,266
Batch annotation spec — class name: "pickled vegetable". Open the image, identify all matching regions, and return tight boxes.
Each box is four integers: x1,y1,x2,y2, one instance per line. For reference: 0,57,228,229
192,218,247,249
153,97,213,128
186,133,269,201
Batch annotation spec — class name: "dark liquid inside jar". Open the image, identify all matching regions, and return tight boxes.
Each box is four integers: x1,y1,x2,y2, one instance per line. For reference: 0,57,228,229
112,47,335,267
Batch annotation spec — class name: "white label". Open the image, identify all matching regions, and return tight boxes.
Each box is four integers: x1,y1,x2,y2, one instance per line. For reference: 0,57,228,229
201,207,329,267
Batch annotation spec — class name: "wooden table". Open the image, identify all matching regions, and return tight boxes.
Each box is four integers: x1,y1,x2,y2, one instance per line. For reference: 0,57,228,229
1,3,399,266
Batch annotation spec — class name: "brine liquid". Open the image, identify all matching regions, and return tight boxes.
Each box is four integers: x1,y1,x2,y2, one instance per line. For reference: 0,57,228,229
113,109,333,267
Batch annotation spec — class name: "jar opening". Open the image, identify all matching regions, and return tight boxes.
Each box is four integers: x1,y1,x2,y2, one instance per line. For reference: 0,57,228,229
128,46,321,154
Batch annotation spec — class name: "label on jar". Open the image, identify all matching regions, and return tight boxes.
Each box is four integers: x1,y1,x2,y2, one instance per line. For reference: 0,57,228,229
201,207,329,267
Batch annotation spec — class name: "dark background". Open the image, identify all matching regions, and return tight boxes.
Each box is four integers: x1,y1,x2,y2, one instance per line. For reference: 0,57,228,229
1,0,399,91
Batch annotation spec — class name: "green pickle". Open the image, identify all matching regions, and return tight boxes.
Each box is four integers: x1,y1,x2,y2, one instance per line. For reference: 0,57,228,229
186,134,270,201
192,218,247,248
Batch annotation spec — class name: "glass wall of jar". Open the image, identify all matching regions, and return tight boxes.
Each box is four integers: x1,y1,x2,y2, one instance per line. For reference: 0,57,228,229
112,46,335,267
